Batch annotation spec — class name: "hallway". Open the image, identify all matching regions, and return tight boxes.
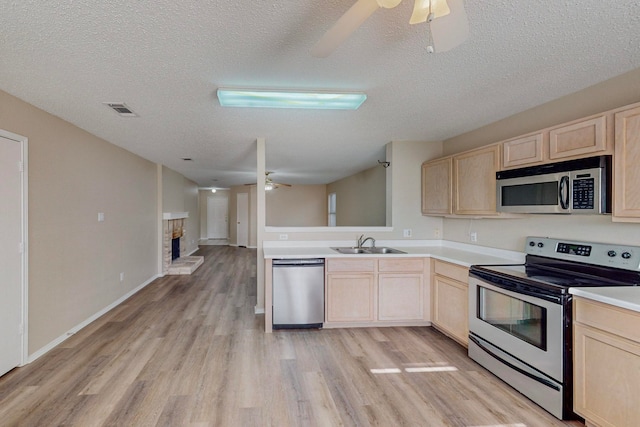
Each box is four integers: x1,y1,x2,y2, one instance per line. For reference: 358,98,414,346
0,246,581,426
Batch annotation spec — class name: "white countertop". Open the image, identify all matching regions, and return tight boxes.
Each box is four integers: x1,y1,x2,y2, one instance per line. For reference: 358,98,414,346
263,240,524,268
569,287,640,313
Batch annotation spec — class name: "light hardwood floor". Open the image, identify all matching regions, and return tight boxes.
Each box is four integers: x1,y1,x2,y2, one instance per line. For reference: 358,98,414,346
0,246,584,426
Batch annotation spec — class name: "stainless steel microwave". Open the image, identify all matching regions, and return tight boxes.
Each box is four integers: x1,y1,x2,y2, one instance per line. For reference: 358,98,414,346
496,155,611,214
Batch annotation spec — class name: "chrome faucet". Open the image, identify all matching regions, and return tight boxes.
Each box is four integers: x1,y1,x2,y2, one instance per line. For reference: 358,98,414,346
357,235,376,248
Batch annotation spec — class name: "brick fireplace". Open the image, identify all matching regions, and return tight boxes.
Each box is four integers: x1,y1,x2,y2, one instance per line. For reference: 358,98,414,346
162,212,203,275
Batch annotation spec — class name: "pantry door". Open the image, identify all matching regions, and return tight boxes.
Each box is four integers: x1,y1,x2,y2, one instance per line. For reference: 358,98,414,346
0,131,27,377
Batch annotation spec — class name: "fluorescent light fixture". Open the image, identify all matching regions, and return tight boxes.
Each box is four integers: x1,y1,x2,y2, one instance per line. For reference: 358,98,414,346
217,89,367,110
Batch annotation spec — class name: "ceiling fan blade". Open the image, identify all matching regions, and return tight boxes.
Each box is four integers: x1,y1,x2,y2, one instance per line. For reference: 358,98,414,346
410,0,451,25
429,0,469,52
311,0,380,58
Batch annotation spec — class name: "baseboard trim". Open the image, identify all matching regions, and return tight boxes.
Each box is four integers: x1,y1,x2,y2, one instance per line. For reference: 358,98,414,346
27,274,160,364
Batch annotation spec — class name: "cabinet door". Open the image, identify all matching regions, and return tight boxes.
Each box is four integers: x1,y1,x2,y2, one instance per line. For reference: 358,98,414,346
326,274,375,322
502,133,543,168
574,323,640,427
422,157,453,215
453,145,500,215
432,275,468,346
378,274,423,321
614,105,640,220
549,115,607,160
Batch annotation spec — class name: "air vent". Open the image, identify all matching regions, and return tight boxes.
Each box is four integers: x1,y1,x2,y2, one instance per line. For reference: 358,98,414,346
104,102,138,117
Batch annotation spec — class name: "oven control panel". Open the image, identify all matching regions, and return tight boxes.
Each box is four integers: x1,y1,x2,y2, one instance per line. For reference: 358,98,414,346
556,243,591,257
526,237,640,271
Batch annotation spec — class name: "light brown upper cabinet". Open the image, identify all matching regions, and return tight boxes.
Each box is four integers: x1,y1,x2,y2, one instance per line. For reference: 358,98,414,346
500,113,613,170
453,145,500,216
502,133,544,168
549,115,607,160
613,105,640,222
421,156,453,215
421,146,500,217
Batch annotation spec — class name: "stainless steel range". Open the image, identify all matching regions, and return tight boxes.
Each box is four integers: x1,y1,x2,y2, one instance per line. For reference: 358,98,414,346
468,236,640,420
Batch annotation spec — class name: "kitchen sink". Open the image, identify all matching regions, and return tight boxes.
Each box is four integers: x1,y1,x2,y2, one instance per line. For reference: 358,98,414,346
331,247,406,255
366,247,406,254
331,247,369,254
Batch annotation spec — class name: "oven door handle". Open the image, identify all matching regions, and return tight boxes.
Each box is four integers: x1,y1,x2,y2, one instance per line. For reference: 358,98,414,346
468,335,560,391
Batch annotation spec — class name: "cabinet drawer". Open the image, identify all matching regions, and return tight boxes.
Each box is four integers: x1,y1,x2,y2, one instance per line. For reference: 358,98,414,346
327,258,376,273
378,258,424,273
574,298,640,342
433,260,469,283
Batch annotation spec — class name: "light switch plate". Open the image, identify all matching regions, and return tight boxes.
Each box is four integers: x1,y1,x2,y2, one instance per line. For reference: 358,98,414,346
98,212,105,222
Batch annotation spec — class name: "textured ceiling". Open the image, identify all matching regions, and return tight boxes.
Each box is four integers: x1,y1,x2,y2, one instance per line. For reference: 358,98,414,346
1,0,639,188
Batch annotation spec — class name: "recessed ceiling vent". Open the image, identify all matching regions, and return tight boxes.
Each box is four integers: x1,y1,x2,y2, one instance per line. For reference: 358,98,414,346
104,102,138,117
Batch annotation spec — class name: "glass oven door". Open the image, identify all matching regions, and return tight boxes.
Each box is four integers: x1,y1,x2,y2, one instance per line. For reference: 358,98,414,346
468,276,564,382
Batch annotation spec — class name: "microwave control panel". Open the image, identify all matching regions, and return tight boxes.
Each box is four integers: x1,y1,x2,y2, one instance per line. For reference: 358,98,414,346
572,177,595,210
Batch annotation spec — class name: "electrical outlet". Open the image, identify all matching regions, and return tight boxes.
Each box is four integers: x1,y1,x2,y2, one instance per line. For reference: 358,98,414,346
470,232,478,242
434,228,441,238
403,229,412,238
119,272,124,282
279,234,288,241
98,212,105,222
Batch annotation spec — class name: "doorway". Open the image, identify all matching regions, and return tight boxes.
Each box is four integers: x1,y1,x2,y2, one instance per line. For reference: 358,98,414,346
236,193,249,247
207,195,229,241
0,130,27,377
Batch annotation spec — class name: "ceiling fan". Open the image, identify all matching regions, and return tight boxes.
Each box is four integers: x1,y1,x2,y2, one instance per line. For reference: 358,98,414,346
246,172,292,190
311,0,469,57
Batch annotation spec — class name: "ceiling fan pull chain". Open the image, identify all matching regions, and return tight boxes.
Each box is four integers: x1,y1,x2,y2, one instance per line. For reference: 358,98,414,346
425,0,435,53
426,24,435,53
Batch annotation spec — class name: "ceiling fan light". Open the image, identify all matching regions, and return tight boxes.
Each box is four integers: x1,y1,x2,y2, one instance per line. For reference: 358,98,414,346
410,0,450,24
376,0,402,9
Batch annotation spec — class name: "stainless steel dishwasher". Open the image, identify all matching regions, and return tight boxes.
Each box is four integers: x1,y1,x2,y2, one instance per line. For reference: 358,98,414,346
272,258,325,329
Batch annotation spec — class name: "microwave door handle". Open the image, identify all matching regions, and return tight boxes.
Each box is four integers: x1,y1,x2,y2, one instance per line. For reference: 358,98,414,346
559,176,570,210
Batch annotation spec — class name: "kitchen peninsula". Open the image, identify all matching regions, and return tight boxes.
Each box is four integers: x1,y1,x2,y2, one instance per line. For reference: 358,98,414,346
263,240,524,333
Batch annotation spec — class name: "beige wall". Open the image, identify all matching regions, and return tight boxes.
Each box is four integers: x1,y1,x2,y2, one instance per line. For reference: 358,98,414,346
229,185,258,247
327,165,386,226
162,166,199,255
266,185,327,226
0,89,158,356
443,67,640,156
441,68,640,251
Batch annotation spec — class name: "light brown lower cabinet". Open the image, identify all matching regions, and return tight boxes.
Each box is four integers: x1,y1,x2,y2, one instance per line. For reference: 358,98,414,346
431,260,469,346
325,257,428,325
573,297,640,427
378,273,423,321
326,274,377,322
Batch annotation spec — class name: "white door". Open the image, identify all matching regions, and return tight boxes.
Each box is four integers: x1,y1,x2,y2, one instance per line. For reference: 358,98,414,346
0,133,26,377
236,193,249,247
207,196,228,239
